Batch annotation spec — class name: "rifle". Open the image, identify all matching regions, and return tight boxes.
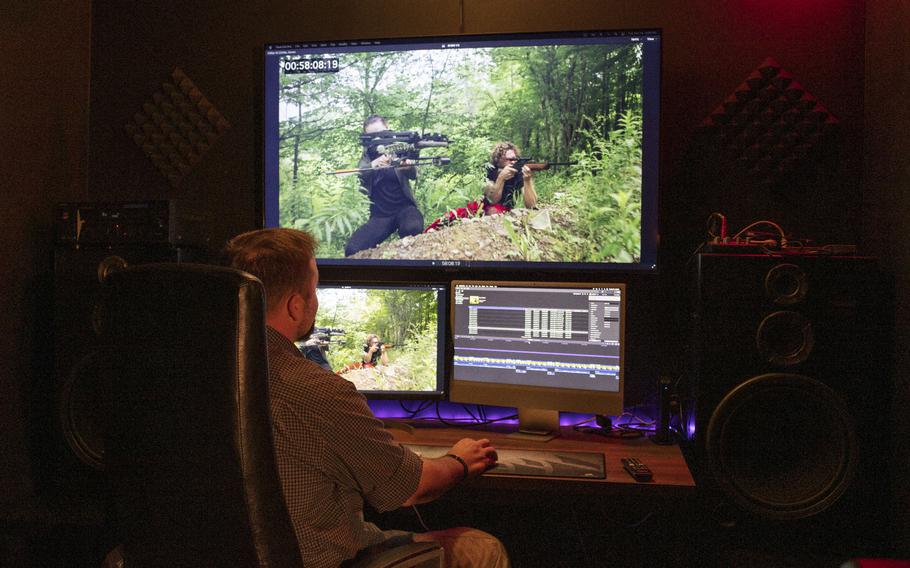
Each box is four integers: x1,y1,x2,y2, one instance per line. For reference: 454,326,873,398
488,158,576,191
327,130,452,175
328,156,451,176
302,326,347,350
510,158,578,172
359,130,450,159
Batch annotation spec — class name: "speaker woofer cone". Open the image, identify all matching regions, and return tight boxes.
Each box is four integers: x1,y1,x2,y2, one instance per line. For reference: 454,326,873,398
756,310,814,366
765,263,808,305
60,351,106,471
706,373,857,520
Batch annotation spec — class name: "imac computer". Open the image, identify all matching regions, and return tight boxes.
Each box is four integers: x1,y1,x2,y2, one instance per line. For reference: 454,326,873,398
449,281,625,441
301,282,447,399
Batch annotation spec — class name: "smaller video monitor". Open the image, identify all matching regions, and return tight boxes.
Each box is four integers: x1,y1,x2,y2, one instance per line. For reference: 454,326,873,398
300,282,447,399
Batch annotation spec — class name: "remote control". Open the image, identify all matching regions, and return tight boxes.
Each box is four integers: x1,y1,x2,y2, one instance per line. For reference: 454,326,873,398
621,457,653,482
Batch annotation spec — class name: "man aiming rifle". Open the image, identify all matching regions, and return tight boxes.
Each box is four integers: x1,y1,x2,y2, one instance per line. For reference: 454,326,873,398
424,141,575,232
344,115,451,256
298,326,345,371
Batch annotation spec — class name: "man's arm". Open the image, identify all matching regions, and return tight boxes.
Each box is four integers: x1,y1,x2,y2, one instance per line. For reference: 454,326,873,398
402,438,498,506
521,167,537,208
358,154,393,190
484,166,519,205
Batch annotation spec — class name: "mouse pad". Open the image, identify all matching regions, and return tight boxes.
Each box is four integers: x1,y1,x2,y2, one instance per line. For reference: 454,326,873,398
402,443,605,479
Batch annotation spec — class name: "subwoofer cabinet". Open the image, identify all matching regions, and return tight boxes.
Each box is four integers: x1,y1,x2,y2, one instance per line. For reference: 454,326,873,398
687,252,893,552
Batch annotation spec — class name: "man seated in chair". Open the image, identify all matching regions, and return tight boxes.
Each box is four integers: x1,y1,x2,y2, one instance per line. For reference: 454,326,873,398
224,228,510,568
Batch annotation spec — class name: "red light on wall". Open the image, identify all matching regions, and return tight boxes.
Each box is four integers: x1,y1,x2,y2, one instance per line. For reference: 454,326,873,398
737,0,851,24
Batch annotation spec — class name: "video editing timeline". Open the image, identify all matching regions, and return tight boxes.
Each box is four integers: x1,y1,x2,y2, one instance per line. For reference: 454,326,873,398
452,284,622,392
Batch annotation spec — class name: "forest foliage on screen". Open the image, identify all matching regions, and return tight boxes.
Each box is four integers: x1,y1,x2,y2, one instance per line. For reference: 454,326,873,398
313,288,438,390
278,43,644,262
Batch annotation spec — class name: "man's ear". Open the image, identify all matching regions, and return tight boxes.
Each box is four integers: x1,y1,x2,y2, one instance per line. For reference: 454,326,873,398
285,292,305,322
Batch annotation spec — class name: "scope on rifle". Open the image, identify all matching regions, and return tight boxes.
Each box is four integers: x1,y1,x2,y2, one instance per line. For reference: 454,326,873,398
314,326,346,335
360,131,450,159
303,326,346,350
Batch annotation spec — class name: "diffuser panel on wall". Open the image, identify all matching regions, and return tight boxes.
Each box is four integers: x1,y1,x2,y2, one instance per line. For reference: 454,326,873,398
697,57,839,188
125,68,231,187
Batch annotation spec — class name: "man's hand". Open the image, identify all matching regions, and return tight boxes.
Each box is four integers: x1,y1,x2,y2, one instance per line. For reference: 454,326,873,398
521,165,533,180
370,155,391,168
497,166,518,182
448,438,498,478
403,437,498,506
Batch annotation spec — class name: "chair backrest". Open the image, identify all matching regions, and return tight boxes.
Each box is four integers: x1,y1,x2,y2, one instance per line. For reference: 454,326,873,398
99,263,303,567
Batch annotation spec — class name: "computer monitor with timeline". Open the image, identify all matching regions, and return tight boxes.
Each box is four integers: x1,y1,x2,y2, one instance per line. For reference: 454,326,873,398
449,281,625,441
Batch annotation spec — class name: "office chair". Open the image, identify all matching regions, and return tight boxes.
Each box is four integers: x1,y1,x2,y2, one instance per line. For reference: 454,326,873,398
99,263,442,567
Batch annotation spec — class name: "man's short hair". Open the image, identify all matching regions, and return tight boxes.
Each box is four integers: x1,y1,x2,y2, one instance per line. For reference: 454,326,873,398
490,141,520,166
222,228,318,312
363,115,388,131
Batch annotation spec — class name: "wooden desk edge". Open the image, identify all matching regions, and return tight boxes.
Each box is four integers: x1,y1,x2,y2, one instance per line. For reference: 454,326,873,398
387,422,695,488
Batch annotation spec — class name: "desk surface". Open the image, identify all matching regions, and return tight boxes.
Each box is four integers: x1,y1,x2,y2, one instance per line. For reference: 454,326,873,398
386,421,695,489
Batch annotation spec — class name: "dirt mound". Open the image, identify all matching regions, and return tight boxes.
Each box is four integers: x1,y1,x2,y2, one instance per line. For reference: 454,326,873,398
338,363,434,392
348,205,578,262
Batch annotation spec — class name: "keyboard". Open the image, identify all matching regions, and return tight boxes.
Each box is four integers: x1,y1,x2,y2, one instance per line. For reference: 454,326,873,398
402,443,605,479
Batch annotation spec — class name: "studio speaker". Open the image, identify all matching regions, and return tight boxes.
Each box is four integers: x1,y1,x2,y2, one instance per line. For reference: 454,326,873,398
687,252,893,550
41,244,198,501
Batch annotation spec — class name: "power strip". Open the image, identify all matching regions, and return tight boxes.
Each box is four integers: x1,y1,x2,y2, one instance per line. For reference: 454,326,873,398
702,238,778,254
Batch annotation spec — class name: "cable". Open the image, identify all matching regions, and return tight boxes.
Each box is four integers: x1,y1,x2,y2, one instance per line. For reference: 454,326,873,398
706,212,727,239
700,213,791,253
572,414,646,438
425,400,518,427
399,399,433,419
730,219,787,246
411,505,430,532
623,510,656,529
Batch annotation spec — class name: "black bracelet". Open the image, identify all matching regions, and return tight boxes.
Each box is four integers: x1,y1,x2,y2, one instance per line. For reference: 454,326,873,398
444,453,469,481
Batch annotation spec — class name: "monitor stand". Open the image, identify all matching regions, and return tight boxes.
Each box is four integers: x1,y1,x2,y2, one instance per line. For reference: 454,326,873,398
506,408,559,442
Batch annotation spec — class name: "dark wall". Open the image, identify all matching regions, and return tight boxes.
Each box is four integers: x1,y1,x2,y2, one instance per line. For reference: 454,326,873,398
0,1,91,504
85,0,869,249
3,0,907,559
865,0,910,557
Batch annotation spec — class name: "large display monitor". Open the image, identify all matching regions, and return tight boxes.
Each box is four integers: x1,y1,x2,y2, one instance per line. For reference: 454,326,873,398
263,29,660,271
449,281,625,441
300,282,447,399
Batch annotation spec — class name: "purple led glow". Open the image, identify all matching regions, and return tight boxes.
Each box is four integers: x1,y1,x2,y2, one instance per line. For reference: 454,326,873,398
369,399,521,424
368,399,650,429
